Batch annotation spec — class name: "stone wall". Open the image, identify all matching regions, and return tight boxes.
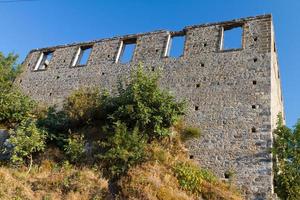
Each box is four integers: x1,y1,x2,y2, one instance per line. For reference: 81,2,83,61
16,14,284,199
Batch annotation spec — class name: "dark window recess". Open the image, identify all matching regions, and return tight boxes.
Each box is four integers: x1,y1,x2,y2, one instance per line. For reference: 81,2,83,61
195,106,199,111
254,58,258,62
34,51,53,71
224,172,230,179
189,155,194,159
75,46,92,66
201,63,205,67
253,80,257,85
254,37,258,42
251,127,257,133
222,26,243,50
168,34,185,58
196,84,200,88
118,38,137,63
252,105,257,109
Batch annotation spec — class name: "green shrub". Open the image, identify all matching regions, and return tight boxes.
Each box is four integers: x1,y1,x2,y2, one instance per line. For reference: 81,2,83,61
64,134,86,163
0,87,35,126
0,53,35,126
0,52,20,85
63,88,102,126
273,114,300,200
180,126,201,142
102,65,185,140
174,162,217,195
97,122,146,179
37,107,70,148
7,119,46,164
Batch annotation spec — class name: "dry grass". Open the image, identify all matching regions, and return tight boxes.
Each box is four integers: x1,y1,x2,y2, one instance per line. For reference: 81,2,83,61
118,138,243,200
0,129,243,200
119,161,196,200
0,160,110,200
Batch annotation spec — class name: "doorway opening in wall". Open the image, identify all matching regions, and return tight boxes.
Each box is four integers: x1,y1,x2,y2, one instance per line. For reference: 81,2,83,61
165,32,186,58
221,25,243,50
117,38,137,64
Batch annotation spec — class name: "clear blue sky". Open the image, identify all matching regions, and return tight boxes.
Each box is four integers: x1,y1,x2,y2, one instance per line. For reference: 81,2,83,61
0,0,298,127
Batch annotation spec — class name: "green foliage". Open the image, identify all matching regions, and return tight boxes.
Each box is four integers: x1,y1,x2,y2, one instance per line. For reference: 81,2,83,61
174,162,217,195
180,126,201,142
7,119,46,164
0,52,20,87
0,89,35,126
103,65,185,139
63,88,102,126
273,114,300,200
64,134,86,163
37,107,70,148
98,122,146,179
0,53,35,126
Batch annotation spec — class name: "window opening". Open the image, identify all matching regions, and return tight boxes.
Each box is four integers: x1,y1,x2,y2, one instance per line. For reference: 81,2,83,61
165,33,186,58
72,46,92,67
221,26,243,50
116,38,137,63
34,51,53,71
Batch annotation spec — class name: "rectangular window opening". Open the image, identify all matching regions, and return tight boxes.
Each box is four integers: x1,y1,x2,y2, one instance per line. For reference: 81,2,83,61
34,51,53,71
116,38,137,64
221,25,243,50
166,33,186,58
72,46,92,67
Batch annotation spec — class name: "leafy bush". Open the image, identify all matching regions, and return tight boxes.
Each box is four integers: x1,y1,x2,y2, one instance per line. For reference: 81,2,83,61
0,52,20,86
0,89,35,126
273,114,300,200
64,134,86,163
174,162,216,195
7,119,46,164
0,53,35,126
103,65,185,139
37,107,70,148
63,88,102,126
97,122,146,179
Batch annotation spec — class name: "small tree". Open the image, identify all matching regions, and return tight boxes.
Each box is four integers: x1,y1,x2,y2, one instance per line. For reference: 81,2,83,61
273,114,300,199
0,52,35,126
103,65,185,140
98,122,146,179
0,52,20,86
8,119,46,173
64,134,86,163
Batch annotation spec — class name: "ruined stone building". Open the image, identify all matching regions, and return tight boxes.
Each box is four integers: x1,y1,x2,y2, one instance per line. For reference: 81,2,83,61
16,14,284,199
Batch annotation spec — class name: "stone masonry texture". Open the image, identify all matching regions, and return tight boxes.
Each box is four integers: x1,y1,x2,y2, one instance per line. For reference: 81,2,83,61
16,14,284,200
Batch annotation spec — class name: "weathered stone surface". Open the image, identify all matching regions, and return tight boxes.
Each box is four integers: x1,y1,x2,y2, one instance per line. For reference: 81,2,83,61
16,14,284,199
0,129,9,160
